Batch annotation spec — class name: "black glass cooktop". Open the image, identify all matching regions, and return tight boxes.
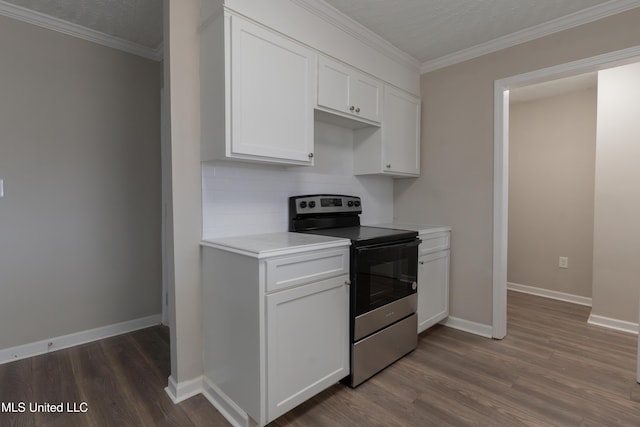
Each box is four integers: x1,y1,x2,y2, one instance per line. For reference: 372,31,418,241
300,226,417,246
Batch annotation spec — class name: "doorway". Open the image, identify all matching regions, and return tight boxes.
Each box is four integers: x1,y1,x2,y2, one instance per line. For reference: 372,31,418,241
492,45,640,339
507,74,597,309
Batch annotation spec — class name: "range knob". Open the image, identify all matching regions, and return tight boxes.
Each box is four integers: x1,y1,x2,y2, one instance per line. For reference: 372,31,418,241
354,200,361,207
299,201,307,209
308,201,316,208
347,201,354,207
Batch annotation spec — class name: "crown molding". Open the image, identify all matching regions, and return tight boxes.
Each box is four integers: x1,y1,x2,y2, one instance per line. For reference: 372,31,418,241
291,0,420,71
0,0,162,61
420,0,640,74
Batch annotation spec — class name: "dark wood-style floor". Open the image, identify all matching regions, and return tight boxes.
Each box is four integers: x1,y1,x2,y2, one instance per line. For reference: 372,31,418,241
1,291,639,426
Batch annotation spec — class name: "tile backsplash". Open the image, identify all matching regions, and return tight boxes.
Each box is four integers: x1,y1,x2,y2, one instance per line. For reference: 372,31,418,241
202,121,394,239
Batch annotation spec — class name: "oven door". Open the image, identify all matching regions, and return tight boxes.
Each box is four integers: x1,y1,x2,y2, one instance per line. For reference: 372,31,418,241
352,238,420,340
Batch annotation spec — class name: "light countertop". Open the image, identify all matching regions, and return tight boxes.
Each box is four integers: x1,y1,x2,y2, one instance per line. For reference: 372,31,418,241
369,223,451,235
201,232,350,259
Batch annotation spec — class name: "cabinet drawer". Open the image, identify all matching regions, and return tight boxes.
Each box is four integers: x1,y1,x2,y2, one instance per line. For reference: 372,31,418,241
266,249,349,293
419,232,450,256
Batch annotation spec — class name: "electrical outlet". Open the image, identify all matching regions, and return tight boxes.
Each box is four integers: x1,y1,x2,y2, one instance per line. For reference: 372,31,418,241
559,256,569,269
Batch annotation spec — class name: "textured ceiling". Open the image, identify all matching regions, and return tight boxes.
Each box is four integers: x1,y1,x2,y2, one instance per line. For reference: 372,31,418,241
0,0,632,66
324,0,612,63
2,0,162,48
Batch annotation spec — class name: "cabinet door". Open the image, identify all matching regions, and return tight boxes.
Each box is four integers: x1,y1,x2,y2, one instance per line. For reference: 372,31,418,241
230,16,315,164
351,73,383,123
317,56,382,124
317,56,351,115
417,250,450,333
266,275,349,422
382,86,420,176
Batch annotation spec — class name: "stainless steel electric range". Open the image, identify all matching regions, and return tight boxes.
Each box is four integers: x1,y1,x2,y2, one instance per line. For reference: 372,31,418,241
289,194,420,387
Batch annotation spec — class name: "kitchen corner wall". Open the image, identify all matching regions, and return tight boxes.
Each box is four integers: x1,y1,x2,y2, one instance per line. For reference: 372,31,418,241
202,121,394,239
0,15,161,350
393,7,640,327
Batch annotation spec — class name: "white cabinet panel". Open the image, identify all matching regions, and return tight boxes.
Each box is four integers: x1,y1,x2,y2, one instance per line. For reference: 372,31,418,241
382,86,420,176
202,243,350,426
419,232,451,256
418,249,450,333
266,249,348,293
317,58,351,114
266,275,349,421
201,13,316,165
317,56,382,125
231,17,315,163
351,73,383,123
354,84,420,177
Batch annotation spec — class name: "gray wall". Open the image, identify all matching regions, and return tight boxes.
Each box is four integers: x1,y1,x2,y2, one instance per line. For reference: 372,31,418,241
0,15,162,349
394,8,640,326
164,0,203,386
508,88,597,298
592,63,640,323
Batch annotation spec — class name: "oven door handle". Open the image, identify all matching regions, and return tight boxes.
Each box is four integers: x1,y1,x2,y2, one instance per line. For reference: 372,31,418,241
355,238,421,254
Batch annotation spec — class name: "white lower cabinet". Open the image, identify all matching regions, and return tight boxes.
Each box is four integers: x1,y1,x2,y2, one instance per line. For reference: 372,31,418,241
202,242,349,426
266,275,349,419
417,231,450,333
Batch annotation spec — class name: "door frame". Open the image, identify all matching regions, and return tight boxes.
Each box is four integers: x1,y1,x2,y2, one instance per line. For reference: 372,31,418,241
492,45,640,339
161,87,170,326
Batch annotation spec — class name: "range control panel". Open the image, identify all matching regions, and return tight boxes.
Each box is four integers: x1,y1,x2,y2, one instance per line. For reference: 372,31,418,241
290,195,362,215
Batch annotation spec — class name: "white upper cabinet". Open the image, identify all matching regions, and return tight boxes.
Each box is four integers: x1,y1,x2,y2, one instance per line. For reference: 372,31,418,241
353,85,420,177
200,5,420,175
317,56,383,125
382,85,421,176
201,13,316,165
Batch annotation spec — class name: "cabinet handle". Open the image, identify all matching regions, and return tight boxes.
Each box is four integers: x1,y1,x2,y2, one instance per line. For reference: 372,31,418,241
355,107,360,113
345,280,351,286
386,164,391,169
308,153,314,158
349,106,355,112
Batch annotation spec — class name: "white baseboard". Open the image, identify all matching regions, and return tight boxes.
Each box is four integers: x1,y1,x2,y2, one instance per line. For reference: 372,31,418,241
588,314,638,335
507,282,592,307
165,375,204,404
202,377,252,427
441,316,493,338
0,314,161,365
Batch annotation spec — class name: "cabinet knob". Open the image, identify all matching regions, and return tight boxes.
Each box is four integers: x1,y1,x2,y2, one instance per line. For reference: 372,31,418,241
308,153,314,158
386,164,391,169
349,106,355,112
418,261,425,265
345,280,351,286
355,107,360,113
